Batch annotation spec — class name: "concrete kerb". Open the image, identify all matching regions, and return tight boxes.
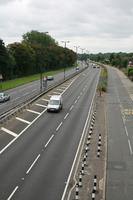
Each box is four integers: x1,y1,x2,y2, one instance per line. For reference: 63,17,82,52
0,68,87,125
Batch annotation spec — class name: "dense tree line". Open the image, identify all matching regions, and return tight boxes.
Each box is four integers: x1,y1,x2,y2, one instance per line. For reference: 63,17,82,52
88,52,133,69
0,31,76,81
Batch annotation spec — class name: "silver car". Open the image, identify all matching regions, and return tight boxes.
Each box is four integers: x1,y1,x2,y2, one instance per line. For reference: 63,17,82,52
0,92,10,103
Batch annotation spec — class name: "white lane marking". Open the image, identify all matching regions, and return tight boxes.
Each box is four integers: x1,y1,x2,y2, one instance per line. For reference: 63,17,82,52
26,154,41,174
61,71,101,200
45,134,54,148
7,186,19,200
52,92,61,95
26,109,41,115
56,88,64,91
124,125,129,137
16,117,31,125
80,92,83,95
31,89,37,92
70,105,74,111
13,97,20,101
64,113,69,119
22,92,29,96
61,78,77,95
42,98,49,102
0,108,47,154
1,127,18,138
56,122,63,131
35,103,47,108
74,100,78,104
128,139,133,155
77,96,80,99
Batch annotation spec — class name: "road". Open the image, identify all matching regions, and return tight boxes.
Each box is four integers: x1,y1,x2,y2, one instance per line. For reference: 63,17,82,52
106,67,133,199
0,67,100,200
0,65,85,115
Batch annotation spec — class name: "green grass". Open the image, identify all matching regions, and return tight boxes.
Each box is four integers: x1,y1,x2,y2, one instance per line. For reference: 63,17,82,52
98,66,108,92
0,66,74,91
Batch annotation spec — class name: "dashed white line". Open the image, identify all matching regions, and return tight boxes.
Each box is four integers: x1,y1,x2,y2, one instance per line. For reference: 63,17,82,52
56,122,63,131
128,139,133,155
52,92,61,95
7,186,19,200
45,134,54,148
1,127,18,138
22,92,29,96
56,88,64,92
64,113,69,119
26,154,41,174
77,96,80,99
124,125,129,137
74,100,78,104
16,117,31,125
70,105,74,111
26,109,41,115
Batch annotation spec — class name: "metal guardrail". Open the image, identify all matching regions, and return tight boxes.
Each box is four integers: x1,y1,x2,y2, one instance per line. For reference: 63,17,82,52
0,67,87,124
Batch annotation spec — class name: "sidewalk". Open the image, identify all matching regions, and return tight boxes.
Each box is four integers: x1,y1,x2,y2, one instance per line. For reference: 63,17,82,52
116,68,133,101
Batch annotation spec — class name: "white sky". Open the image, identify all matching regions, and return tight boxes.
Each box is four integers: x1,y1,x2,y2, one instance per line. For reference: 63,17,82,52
0,0,133,53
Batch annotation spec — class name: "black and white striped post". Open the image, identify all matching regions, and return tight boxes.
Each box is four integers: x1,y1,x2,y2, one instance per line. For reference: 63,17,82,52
92,175,97,199
75,183,79,200
81,163,84,175
79,171,82,187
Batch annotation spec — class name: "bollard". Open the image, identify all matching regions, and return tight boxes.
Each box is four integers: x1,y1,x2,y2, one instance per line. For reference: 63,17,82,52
79,172,82,187
83,155,87,166
81,163,84,175
75,183,79,199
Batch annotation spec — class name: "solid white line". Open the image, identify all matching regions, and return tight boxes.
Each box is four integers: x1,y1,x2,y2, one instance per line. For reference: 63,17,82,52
64,113,69,119
16,117,31,125
128,139,133,155
26,154,41,174
7,186,19,200
1,127,18,138
70,105,74,111
26,109,41,115
35,103,47,108
45,134,54,148
56,122,63,131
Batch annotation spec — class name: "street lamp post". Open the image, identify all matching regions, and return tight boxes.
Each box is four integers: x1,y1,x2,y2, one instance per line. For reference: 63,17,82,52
61,41,70,80
74,46,80,69
40,31,48,92
80,48,85,68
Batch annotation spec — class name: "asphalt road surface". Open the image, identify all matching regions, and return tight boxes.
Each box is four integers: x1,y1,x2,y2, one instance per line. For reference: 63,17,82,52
0,67,100,200
106,67,133,199
0,65,85,115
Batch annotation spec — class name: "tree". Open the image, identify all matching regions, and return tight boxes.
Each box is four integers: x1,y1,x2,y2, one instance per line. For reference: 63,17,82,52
22,30,57,47
8,42,35,77
0,39,13,80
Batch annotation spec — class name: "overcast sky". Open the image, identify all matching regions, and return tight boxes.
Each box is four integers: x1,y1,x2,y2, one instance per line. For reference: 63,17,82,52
0,0,133,53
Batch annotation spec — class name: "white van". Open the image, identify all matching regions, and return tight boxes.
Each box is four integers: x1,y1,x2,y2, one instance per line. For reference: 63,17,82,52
47,95,63,112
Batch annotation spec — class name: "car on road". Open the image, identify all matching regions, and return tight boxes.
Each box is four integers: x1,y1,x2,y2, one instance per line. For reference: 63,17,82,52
47,95,63,112
0,92,10,103
47,76,54,81
76,67,79,71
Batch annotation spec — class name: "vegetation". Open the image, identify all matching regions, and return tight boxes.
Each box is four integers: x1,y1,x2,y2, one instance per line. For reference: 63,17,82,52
0,30,76,82
98,66,108,93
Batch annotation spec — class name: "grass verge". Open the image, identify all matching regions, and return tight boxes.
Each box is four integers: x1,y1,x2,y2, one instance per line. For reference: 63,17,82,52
0,66,74,91
98,66,108,93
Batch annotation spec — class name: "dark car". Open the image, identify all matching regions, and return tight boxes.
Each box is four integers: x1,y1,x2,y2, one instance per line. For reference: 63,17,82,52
0,92,10,103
